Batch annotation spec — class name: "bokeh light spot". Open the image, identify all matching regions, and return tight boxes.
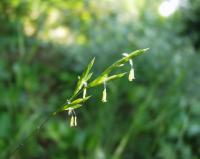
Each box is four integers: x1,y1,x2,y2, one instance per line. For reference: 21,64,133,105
159,0,180,17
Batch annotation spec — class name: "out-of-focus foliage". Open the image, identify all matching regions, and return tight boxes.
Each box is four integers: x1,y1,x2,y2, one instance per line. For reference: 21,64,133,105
0,0,200,159
180,0,200,49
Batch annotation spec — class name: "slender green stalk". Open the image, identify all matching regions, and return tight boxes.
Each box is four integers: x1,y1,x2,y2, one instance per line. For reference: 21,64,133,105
9,48,149,158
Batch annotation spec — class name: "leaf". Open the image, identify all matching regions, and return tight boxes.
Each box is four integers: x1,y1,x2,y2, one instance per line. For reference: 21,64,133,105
53,104,83,115
53,96,91,115
88,49,148,87
87,75,107,88
88,72,127,87
70,96,91,105
72,58,95,98
106,72,127,81
103,48,148,75
62,96,91,110
64,104,82,110
121,48,149,63
85,72,93,81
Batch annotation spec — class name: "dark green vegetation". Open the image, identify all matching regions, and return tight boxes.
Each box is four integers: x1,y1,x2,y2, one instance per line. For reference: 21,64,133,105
0,0,200,159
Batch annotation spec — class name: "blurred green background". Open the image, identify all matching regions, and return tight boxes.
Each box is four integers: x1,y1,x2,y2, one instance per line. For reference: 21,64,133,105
0,0,200,158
